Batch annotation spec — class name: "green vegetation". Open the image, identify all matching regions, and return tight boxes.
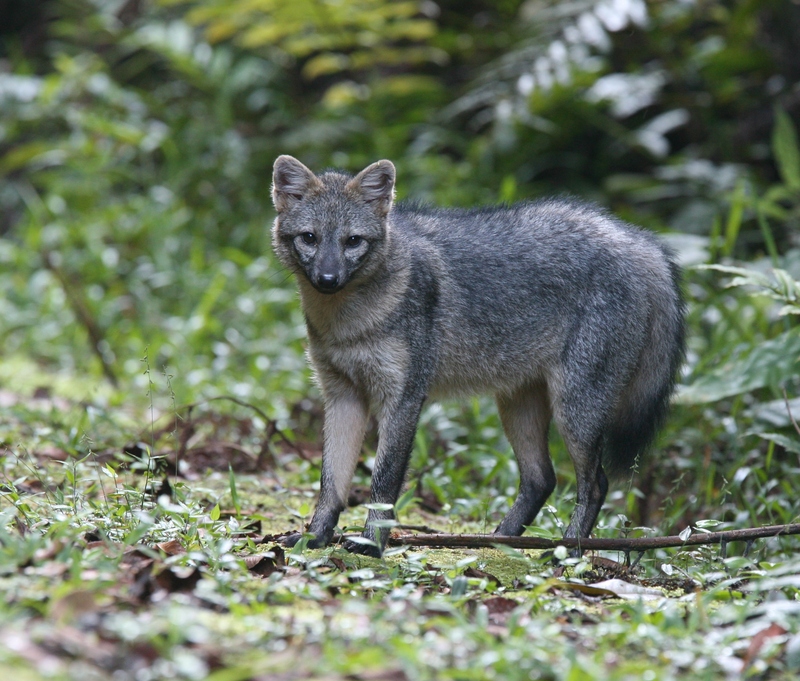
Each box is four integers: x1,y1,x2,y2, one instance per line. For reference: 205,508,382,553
1,0,800,678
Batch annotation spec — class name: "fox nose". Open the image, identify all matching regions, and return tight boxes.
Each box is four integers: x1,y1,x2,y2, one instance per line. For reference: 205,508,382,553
317,273,339,291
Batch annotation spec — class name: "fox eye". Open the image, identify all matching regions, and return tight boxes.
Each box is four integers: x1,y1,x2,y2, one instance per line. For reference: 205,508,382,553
345,235,363,248
300,232,317,245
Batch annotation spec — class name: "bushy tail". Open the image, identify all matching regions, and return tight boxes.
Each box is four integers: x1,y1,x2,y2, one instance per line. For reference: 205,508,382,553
603,258,685,476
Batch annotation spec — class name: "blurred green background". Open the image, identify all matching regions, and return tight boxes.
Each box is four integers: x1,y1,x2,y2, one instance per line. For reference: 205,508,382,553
1,0,800,531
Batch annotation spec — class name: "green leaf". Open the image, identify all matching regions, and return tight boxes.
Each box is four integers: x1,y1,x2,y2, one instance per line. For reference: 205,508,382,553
700,264,800,308
499,175,517,203
676,329,800,404
772,108,800,189
757,433,800,455
0,141,54,173
124,520,153,546
723,180,745,257
756,203,780,266
228,465,240,517
344,536,378,547
363,502,394,511
779,305,800,316
289,534,311,556
697,264,770,288
394,487,419,516
450,575,468,597
210,503,221,521
695,519,722,529
368,519,398,529
191,269,227,327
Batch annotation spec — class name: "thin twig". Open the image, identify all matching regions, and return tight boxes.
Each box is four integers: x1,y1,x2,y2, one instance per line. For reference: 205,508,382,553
42,251,118,386
141,348,156,511
133,395,310,465
200,395,311,462
383,523,800,552
783,387,800,438
201,395,272,425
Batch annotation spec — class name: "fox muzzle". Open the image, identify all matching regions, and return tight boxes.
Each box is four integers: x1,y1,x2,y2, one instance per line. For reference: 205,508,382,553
311,270,346,294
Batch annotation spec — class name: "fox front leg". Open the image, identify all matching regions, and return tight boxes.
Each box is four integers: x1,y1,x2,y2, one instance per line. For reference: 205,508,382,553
283,384,369,549
344,394,425,558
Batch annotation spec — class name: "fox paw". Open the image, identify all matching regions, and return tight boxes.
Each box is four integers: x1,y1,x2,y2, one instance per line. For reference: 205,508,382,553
342,538,382,558
279,532,303,548
279,532,329,549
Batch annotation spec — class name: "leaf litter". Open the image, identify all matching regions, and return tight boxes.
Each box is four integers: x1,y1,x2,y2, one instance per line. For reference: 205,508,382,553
2,398,800,679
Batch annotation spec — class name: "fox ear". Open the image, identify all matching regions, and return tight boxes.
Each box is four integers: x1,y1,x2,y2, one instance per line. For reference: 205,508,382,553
272,155,320,212
347,160,396,216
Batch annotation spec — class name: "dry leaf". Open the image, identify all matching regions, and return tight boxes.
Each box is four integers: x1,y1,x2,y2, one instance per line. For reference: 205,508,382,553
155,539,185,556
245,546,285,577
463,566,502,587
743,623,788,669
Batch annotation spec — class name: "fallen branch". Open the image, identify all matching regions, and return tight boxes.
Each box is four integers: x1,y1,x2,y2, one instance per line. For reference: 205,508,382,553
387,523,800,552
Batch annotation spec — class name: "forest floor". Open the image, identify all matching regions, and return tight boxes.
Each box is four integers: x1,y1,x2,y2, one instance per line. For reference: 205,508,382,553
1,378,799,681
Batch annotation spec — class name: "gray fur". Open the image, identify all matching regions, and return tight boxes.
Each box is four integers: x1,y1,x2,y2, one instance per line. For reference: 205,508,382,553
272,155,685,557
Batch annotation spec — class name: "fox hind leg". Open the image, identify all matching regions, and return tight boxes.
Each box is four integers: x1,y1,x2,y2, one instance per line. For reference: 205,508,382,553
552,362,617,544
494,382,556,536
559,430,609,542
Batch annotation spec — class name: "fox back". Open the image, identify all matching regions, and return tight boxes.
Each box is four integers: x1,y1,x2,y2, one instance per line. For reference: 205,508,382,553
272,155,684,557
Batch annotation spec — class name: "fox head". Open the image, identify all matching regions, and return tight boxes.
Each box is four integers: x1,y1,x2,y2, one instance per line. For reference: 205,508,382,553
271,155,396,295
